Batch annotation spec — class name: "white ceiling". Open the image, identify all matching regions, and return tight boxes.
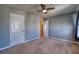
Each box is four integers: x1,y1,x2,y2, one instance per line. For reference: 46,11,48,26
6,4,78,18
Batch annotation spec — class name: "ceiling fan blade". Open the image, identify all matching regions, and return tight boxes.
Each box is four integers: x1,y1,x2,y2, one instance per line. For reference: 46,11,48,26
47,7,55,10
36,10,42,12
41,4,46,10
36,4,46,12
41,4,46,7
45,12,47,14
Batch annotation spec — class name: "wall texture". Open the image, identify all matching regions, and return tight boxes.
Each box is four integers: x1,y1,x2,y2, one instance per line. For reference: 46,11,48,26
47,13,77,41
25,13,40,41
0,5,40,49
0,6,10,48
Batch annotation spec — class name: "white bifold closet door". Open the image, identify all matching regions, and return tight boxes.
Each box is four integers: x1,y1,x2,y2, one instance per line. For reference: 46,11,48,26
10,12,25,46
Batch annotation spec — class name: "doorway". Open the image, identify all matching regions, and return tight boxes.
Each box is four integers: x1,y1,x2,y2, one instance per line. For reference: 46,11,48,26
40,18,44,37
40,18,48,38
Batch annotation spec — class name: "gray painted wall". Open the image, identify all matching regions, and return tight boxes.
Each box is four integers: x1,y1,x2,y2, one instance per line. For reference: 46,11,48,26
48,13,77,41
0,6,40,49
25,13,40,40
0,6,10,48
0,5,77,49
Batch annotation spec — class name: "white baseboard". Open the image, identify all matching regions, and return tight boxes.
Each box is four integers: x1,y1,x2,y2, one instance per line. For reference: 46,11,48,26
0,46,11,51
1,36,78,51
23,36,40,43
0,36,40,51
49,36,79,45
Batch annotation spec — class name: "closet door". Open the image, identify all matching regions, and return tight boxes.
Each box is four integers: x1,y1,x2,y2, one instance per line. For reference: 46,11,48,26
10,13,25,46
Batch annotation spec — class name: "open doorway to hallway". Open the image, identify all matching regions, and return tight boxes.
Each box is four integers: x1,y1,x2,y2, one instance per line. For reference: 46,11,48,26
40,18,44,37
40,18,49,38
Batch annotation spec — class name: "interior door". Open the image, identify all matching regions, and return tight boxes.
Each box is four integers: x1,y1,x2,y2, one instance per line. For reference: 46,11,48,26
10,13,25,46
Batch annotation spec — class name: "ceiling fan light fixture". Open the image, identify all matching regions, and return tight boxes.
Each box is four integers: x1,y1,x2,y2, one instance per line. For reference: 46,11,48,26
43,9,47,12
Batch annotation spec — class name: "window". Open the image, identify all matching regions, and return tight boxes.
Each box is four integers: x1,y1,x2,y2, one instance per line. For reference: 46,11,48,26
75,11,79,41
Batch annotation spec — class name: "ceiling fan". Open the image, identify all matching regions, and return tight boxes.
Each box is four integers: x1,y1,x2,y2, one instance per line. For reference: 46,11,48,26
36,4,55,14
